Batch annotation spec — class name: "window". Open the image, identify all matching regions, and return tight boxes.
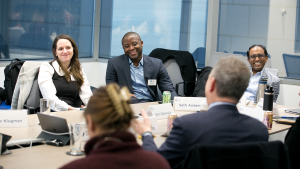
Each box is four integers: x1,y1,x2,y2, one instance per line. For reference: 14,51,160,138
99,0,208,68
0,0,95,60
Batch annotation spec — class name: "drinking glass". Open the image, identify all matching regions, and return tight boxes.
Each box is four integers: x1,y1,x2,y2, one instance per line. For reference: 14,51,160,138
40,99,53,114
66,123,85,156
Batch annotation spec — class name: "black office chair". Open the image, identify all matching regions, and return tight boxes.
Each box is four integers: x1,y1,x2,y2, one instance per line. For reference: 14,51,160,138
285,117,300,169
149,48,197,96
180,141,290,169
283,53,300,79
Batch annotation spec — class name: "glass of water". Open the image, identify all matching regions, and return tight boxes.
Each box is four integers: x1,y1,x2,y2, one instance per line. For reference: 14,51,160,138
66,123,85,156
40,98,53,114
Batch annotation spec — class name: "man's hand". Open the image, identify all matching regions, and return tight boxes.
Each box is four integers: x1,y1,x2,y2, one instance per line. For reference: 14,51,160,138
299,92,300,106
132,109,152,135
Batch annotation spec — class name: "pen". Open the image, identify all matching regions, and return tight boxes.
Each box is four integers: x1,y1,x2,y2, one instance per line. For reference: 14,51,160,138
281,116,298,119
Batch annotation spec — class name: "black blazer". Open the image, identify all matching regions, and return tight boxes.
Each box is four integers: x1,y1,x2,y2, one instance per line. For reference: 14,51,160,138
285,117,300,169
142,104,269,167
106,54,177,101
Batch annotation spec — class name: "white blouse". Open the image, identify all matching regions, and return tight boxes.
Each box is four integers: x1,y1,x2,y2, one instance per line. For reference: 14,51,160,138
38,61,93,111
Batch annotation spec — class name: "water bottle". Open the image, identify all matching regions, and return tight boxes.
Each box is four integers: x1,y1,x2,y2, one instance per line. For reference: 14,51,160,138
263,86,274,111
255,76,268,103
263,86,274,130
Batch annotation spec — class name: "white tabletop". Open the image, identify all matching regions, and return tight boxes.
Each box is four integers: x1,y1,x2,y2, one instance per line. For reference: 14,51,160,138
0,101,298,169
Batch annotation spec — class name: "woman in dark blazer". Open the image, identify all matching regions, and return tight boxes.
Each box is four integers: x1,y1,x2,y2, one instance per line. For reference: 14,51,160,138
60,84,170,169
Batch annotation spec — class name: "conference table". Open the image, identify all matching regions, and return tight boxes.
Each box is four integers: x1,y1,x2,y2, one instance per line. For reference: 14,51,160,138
0,100,298,169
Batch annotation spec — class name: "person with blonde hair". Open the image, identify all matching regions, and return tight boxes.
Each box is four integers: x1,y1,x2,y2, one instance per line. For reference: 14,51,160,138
38,34,92,111
60,84,170,169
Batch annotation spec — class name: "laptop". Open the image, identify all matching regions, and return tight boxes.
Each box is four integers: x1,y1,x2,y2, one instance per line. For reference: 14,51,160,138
37,114,70,145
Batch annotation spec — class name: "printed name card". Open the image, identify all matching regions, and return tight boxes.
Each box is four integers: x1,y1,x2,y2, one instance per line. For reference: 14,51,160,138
238,106,264,122
136,116,160,134
173,97,203,111
0,110,28,127
149,116,160,134
255,98,264,109
237,94,246,107
146,103,174,120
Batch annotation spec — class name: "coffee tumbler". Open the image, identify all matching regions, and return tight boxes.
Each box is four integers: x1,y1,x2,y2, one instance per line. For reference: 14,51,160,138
255,76,268,103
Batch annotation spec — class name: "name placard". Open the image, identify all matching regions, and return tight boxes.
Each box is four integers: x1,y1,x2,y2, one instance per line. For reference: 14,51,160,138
0,110,28,127
149,116,160,134
238,106,264,122
146,103,174,120
173,97,203,111
255,98,264,109
237,94,246,107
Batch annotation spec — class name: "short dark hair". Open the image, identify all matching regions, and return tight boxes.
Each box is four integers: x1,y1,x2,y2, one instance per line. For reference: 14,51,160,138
246,44,268,58
121,32,141,45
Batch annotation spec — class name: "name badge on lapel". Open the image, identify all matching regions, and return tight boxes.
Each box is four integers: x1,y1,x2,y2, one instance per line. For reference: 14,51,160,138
148,79,157,86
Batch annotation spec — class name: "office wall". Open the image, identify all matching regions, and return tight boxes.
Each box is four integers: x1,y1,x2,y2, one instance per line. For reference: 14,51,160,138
267,0,299,77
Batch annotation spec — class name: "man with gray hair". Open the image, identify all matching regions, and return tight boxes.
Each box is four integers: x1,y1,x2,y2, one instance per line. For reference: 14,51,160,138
132,57,269,168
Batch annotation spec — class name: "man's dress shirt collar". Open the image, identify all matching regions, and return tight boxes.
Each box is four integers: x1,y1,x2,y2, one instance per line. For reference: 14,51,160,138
208,101,236,110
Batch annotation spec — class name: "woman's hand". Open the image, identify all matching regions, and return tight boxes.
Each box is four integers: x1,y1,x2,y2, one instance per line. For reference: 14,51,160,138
131,109,152,135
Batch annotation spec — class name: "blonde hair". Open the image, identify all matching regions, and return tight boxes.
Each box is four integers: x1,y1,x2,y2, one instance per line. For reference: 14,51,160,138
84,84,133,131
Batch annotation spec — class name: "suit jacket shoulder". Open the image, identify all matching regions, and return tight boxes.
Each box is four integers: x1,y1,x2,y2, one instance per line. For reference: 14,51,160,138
106,54,132,91
177,105,269,144
143,54,164,67
108,54,128,64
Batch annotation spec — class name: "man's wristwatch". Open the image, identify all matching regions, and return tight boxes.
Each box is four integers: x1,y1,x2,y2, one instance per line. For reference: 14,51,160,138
141,131,153,140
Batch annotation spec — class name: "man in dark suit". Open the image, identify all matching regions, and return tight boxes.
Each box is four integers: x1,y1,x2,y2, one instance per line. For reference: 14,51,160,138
106,32,177,104
132,57,269,168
